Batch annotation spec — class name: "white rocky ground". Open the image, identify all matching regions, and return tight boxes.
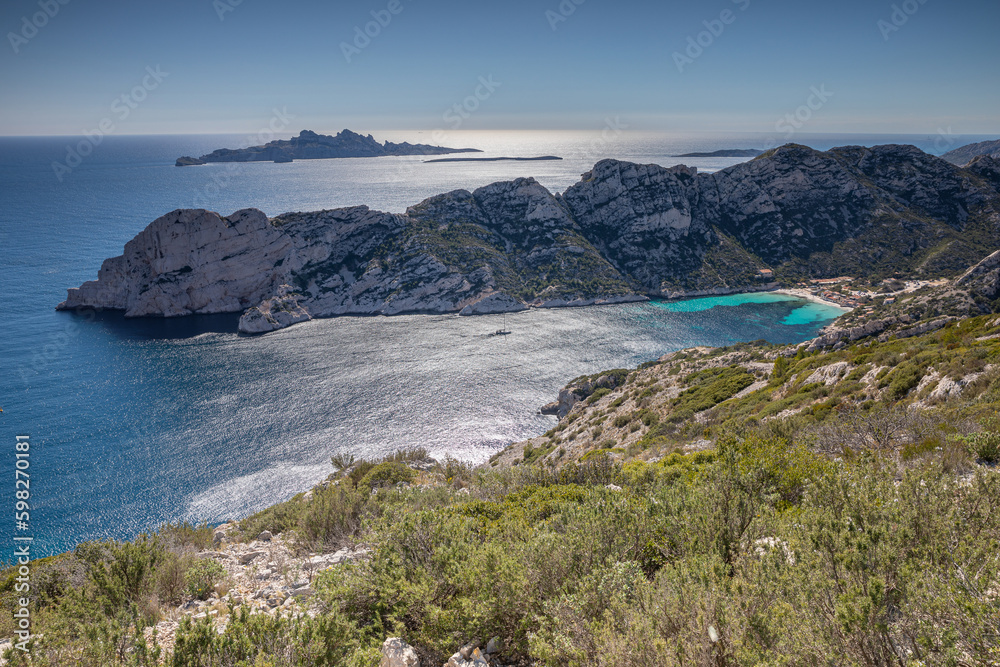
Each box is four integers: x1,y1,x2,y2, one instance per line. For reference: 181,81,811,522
142,525,367,659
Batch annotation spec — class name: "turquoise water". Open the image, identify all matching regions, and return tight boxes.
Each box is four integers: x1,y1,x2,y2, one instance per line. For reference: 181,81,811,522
0,131,903,558
653,291,845,324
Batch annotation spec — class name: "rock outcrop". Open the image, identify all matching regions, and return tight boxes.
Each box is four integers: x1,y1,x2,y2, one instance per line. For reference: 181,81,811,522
58,208,293,318
940,138,1000,166
179,129,481,165
956,248,1000,303
61,144,1000,333
380,637,420,667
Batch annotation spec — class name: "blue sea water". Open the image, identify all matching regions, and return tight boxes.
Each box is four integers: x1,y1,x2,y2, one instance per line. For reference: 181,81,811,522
0,130,981,558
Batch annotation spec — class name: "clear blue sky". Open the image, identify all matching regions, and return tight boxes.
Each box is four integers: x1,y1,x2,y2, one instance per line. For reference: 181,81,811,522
1,0,997,135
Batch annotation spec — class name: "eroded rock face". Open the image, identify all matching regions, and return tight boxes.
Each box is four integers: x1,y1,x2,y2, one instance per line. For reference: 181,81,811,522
707,144,880,264
561,160,709,292
58,208,293,317
238,286,312,334
956,248,1000,302
61,144,1000,333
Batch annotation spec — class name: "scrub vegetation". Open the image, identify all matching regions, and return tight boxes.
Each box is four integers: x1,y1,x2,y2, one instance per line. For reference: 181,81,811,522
3,316,1000,666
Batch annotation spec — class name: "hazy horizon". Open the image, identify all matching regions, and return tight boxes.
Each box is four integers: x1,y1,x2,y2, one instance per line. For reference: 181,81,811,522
2,0,998,137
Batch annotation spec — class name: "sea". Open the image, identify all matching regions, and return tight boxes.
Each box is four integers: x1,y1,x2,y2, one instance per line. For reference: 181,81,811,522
1,129,991,559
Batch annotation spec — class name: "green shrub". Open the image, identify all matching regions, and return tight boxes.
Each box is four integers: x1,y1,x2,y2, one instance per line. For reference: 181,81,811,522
185,558,226,601
958,431,1000,463
358,462,415,490
298,484,368,551
156,553,189,605
587,387,612,404
675,367,754,415
155,521,215,552
171,607,377,667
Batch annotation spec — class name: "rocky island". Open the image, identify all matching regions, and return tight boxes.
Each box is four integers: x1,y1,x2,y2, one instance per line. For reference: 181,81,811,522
62,143,1000,334
674,148,764,158
174,129,481,166
423,156,563,163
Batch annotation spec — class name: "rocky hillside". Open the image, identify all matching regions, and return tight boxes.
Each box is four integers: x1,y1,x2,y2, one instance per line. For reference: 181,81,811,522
493,308,1000,471
940,138,1000,166
8,310,1000,666
61,144,1000,333
175,129,481,165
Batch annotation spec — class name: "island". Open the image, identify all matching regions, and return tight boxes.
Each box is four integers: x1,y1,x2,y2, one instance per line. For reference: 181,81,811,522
63,144,1000,334
174,129,481,166
673,148,764,157
423,155,563,163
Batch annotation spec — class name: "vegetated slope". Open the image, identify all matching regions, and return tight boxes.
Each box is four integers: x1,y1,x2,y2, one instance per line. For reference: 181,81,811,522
6,308,1000,666
498,249,1000,470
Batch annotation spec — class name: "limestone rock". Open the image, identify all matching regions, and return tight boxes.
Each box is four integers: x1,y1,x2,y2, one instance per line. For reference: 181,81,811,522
239,551,265,565
459,291,527,316
58,208,293,318
940,138,1000,166
239,286,312,334
380,637,420,667
62,144,1000,333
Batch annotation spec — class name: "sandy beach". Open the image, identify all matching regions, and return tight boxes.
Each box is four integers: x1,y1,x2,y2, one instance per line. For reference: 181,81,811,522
771,288,854,311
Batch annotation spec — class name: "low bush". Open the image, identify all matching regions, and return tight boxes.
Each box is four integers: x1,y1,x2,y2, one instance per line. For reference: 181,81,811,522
358,462,415,490
958,431,1000,463
184,558,226,601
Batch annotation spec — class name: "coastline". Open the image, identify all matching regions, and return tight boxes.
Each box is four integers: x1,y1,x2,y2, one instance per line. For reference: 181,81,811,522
770,287,854,312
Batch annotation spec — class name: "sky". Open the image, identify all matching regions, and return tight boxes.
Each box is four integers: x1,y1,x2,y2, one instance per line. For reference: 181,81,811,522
0,0,998,136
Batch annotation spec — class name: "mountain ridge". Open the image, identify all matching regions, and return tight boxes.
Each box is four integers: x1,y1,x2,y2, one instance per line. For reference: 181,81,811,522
61,143,1000,334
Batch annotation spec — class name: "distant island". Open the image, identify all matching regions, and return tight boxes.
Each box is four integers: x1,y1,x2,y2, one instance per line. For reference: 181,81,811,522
175,129,481,166
674,149,764,158
423,156,563,163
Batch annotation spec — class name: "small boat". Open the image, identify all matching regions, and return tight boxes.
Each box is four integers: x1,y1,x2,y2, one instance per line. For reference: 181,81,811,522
488,313,512,337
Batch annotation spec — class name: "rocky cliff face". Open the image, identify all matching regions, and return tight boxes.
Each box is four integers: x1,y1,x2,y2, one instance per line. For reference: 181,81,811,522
61,143,1000,333
58,208,294,318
